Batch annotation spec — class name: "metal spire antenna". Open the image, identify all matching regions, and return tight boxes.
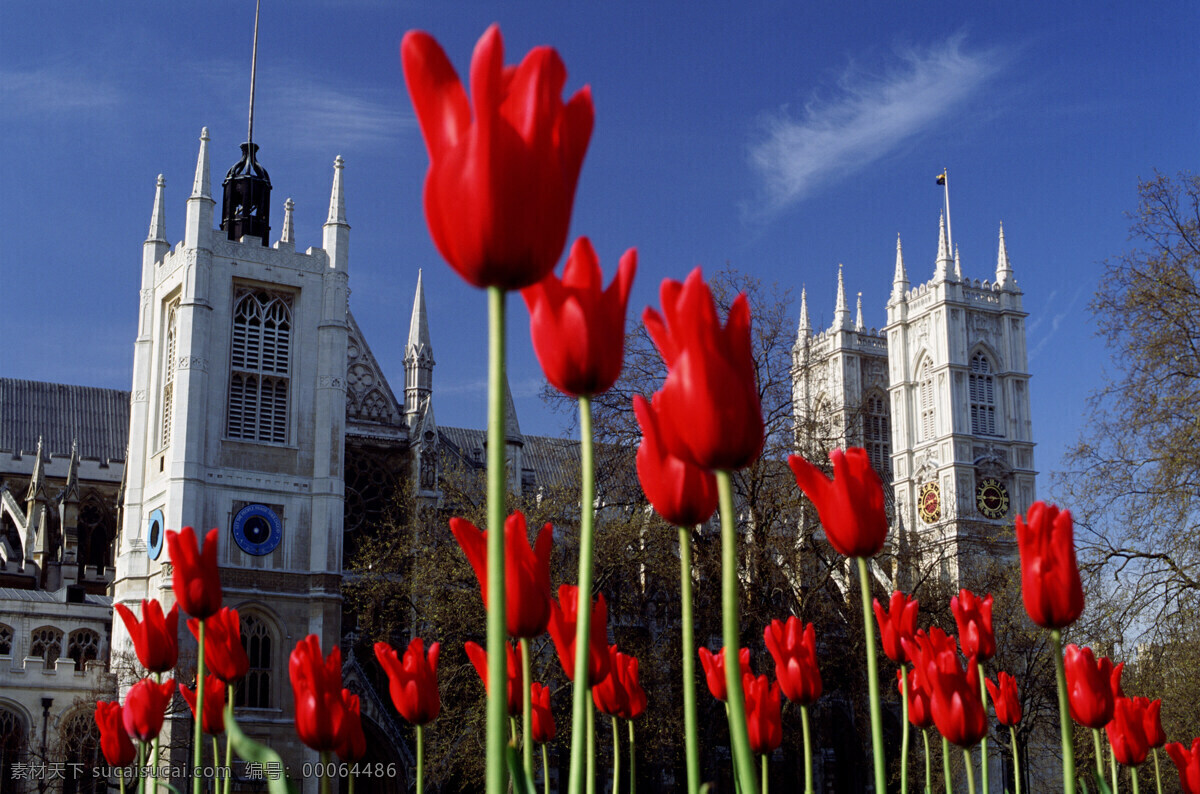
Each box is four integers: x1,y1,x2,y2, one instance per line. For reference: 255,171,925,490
247,0,261,146
940,167,953,254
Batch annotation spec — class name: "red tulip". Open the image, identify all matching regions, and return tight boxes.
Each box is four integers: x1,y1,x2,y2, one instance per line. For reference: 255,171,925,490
522,237,636,397
632,392,718,527
289,634,347,750
743,673,783,756
547,585,610,686
531,682,556,743
122,677,175,743
180,675,226,735
643,268,764,470
621,654,648,720
337,689,368,763
898,667,934,729
698,646,752,703
873,591,919,664
905,628,986,747
115,599,179,673
450,512,553,639
763,617,822,705
986,672,1022,726
1065,645,1116,729
165,526,223,620
951,589,996,662
1106,696,1151,767
376,638,441,726
94,701,135,766
1143,698,1166,749
401,24,593,291
592,644,629,717
1111,660,1126,699
188,607,249,684
1166,738,1200,794
1015,501,1084,629
788,448,888,558
464,640,523,717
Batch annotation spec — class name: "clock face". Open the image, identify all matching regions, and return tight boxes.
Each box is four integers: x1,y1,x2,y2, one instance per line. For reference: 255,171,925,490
147,509,165,560
918,482,941,524
231,504,283,556
976,478,1010,519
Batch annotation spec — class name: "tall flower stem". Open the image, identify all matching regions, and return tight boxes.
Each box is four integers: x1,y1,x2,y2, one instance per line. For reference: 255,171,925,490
486,286,509,794
1050,629,1077,794
521,638,534,778
922,729,932,794
978,667,990,794
628,721,637,794
569,394,598,794
586,698,596,794
800,704,814,794
223,684,234,794
1010,725,1023,794
319,750,331,794
1152,748,1162,794
900,663,910,794
856,556,887,794
943,735,953,794
151,672,162,794
138,742,146,794
716,470,759,794
1130,766,1140,794
964,748,977,794
542,744,551,794
678,526,700,794
416,724,425,794
1093,730,1106,777
611,716,621,794
193,620,206,794
761,755,769,794
1111,742,1120,794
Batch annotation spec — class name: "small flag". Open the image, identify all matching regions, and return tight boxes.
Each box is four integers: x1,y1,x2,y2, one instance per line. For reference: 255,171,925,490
936,172,946,186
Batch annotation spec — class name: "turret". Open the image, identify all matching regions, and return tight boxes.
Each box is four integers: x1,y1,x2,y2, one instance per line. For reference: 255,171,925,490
996,223,1013,288
221,142,271,244
322,156,349,271
833,265,851,330
277,197,295,248
891,234,908,302
797,287,811,337
954,244,963,281
404,270,435,427
185,128,215,250
934,212,952,282
855,292,865,332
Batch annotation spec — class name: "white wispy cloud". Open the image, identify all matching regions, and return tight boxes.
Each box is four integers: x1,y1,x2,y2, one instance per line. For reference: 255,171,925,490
0,65,124,115
1030,285,1087,362
746,34,1006,218
265,77,414,152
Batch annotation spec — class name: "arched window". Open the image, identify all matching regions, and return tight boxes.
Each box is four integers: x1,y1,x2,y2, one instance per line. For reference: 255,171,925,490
0,706,26,788
30,626,62,667
68,629,100,672
161,298,180,449
864,392,891,479
78,493,113,573
60,708,103,794
227,288,293,444
235,614,274,709
918,359,936,442
970,353,998,436
0,624,12,656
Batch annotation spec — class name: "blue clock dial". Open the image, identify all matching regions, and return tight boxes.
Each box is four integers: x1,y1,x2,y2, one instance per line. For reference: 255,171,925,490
232,504,283,556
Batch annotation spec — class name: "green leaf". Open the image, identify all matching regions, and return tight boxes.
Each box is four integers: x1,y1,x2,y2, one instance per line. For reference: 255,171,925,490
223,701,300,794
505,744,536,794
1090,770,1113,794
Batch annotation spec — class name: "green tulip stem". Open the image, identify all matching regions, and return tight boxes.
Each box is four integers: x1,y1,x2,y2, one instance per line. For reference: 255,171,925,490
1094,729,1106,777
586,696,596,794
1131,765,1140,794
761,754,769,794
138,741,146,794
1111,740,1120,794
1153,747,1162,794
801,704,814,794
319,750,331,794
416,724,425,794
978,665,989,794
348,773,356,794
543,743,551,794
193,619,206,794
120,772,127,794
611,716,621,794
724,703,742,794
511,718,518,745
922,728,932,794
678,526,700,794
717,469,759,794
628,720,637,794
1010,725,1023,794
522,638,534,778
1050,629,1078,794
223,684,234,794
963,748,977,794
856,556,887,794
486,285,509,794
569,394,598,794
148,672,161,794
900,663,910,794
942,735,953,794
212,737,219,774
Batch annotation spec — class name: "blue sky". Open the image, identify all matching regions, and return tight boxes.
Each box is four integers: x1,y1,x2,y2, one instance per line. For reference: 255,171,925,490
2,2,1196,494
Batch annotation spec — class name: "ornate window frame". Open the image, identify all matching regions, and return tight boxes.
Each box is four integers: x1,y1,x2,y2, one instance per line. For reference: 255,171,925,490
226,287,294,445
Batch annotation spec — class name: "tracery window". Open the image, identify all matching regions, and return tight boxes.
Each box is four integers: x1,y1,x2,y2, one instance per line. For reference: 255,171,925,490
160,298,180,448
235,614,273,709
864,392,892,479
970,353,999,436
0,707,25,789
68,629,100,671
78,493,113,572
227,288,292,444
30,626,62,667
918,358,936,442
0,624,12,655
60,708,103,794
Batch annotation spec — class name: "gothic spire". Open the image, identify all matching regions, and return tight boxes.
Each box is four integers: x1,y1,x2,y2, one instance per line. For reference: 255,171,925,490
220,4,271,244
504,375,523,442
797,286,811,337
954,243,963,281
855,292,865,331
834,264,851,330
26,437,46,503
281,197,294,244
934,211,952,281
192,127,211,200
147,175,167,243
891,234,908,299
326,155,347,226
408,269,432,354
996,222,1013,287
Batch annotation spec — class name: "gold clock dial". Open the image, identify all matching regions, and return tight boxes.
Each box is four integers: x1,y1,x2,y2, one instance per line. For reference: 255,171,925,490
976,477,1010,519
918,481,941,524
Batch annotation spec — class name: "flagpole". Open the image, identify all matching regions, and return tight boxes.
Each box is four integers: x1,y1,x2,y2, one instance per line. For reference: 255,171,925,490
942,168,953,253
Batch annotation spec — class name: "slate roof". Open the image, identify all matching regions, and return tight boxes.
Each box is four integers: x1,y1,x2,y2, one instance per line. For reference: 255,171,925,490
0,379,130,462
438,425,581,489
